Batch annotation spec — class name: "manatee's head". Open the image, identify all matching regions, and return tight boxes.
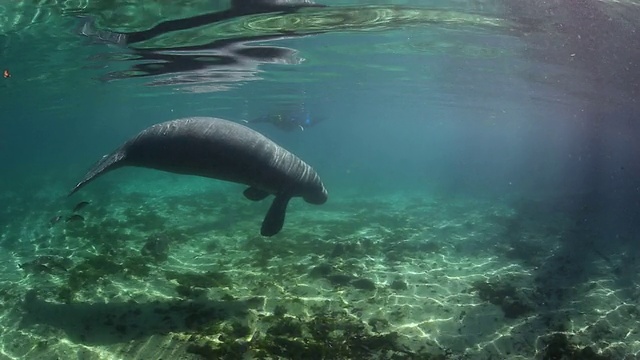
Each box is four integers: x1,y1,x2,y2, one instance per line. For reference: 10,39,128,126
303,182,328,205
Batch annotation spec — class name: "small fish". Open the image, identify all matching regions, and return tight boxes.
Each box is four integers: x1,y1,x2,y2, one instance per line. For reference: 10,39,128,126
3,69,10,78
73,201,90,212
66,214,85,223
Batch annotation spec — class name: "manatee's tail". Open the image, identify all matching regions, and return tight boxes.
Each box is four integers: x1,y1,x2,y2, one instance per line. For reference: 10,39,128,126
261,194,291,236
68,150,126,197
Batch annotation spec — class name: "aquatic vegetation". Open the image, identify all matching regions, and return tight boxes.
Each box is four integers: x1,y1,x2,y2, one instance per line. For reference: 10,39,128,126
140,234,172,262
183,309,440,359
67,255,124,291
267,316,303,337
60,253,152,300
350,278,377,291
272,304,287,317
63,219,135,249
541,333,611,360
241,233,368,272
308,262,333,278
55,286,74,304
120,256,152,277
309,262,377,291
6,191,638,357
0,286,21,304
165,270,232,290
122,207,168,232
19,255,73,275
368,317,391,333
383,237,442,263
390,278,409,291
471,279,533,319
175,285,207,299
328,239,374,259
326,273,353,286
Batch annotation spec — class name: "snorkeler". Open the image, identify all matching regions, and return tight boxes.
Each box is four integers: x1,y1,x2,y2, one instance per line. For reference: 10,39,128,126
246,107,324,132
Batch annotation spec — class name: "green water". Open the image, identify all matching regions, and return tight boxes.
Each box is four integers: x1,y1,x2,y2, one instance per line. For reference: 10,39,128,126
1,1,640,359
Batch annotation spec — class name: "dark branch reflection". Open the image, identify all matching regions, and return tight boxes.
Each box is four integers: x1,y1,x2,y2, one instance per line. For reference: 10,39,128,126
77,0,324,91
76,0,512,92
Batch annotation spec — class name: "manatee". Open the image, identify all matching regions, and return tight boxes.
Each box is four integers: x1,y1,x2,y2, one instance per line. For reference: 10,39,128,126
69,117,327,236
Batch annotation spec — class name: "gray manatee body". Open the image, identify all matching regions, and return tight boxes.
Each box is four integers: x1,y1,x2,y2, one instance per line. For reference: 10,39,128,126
69,117,328,236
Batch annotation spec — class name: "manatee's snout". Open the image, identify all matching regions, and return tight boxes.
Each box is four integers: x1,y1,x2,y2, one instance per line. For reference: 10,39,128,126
304,185,328,205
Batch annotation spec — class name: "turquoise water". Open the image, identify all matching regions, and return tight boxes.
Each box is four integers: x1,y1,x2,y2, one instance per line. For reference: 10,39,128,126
1,1,640,359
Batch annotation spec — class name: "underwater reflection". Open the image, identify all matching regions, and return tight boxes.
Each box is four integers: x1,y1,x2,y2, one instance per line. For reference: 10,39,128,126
78,0,324,90
91,38,304,92
77,0,512,91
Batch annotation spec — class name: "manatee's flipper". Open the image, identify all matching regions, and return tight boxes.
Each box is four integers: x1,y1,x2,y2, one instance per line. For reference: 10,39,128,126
261,194,291,236
244,187,270,201
68,149,126,196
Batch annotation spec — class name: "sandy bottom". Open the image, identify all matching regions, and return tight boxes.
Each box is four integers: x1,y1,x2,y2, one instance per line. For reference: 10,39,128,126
0,176,638,359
